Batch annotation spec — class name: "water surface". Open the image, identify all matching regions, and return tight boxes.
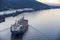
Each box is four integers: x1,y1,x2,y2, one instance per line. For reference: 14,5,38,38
0,9,60,40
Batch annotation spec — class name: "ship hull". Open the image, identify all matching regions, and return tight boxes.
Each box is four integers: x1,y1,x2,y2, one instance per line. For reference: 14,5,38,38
11,25,28,36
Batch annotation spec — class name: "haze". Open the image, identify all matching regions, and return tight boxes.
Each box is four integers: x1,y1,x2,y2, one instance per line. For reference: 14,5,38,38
36,0,60,4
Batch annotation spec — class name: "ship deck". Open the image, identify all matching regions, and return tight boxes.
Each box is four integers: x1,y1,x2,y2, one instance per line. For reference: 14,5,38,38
20,20,28,26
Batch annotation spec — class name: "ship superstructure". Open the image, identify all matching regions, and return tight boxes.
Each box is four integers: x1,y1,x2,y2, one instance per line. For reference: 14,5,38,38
10,17,28,36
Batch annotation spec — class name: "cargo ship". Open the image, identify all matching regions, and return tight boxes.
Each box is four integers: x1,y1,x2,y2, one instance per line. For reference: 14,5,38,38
10,17,28,36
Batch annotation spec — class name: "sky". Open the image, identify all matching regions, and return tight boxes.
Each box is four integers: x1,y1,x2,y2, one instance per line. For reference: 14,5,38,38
36,0,60,4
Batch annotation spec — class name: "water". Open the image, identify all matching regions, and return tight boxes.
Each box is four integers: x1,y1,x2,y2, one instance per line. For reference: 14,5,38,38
0,9,60,40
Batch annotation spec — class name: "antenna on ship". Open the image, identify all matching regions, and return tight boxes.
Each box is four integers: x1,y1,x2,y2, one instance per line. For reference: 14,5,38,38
15,19,18,22
15,20,18,24
23,16,24,19
21,16,24,20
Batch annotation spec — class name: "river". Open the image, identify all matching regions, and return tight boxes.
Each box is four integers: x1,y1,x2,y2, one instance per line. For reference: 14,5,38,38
0,9,60,40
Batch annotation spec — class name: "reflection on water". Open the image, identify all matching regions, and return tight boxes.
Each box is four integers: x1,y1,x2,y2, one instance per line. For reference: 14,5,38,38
11,34,23,40
0,9,60,40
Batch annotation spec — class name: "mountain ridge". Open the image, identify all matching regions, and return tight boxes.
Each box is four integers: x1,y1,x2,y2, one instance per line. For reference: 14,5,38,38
0,0,50,11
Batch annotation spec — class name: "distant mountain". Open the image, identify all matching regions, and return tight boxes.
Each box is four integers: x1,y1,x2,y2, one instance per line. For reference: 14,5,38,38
45,3,60,9
0,0,50,11
51,4,60,9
